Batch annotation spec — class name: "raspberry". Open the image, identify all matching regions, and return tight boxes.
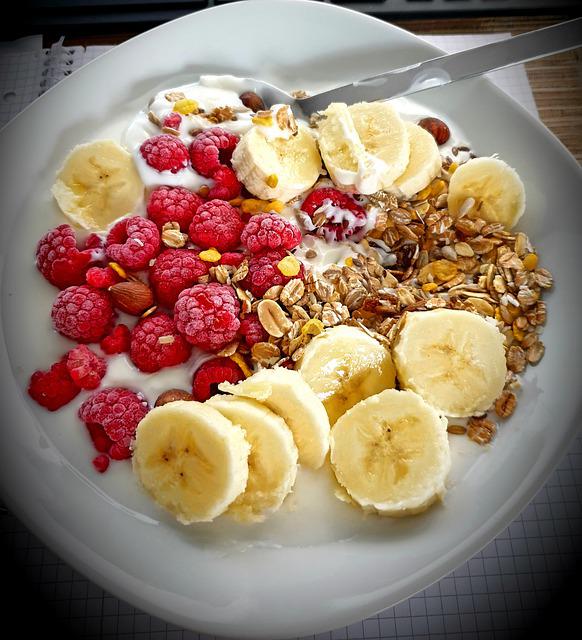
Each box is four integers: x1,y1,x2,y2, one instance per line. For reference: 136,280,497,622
100,324,131,355
52,285,114,343
36,224,94,289
220,252,245,267
65,345,107,390
146,186,204,232
241,213,302,254
239,313,268,348
105,216,161,271
84,233,104,251
300,187,368,242
92,454,110,473
28,357,80,411
86,422,112,453
130,313,191,373
163,112,182,130
192,357,245,401
207,166,241,201
109,442,132,461
78,387,149,447
140,134,190,173
188,199,244,252
243,249,305,298
174,283,240,352
85,266,120,289
149,248,208,308
189,127,239,178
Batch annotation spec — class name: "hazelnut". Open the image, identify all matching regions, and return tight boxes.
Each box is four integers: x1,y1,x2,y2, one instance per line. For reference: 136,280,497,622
418,117,451,145
239,91,266,112
155,389,194,407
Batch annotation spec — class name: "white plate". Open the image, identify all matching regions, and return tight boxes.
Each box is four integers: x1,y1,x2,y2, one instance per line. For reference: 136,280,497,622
0,1,581,638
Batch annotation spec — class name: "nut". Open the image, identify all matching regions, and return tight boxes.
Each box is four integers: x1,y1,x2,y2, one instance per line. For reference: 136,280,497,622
155,389,194,407
494,390,517,418
109,280,154,315
257,299,292,337
239,91,266,112
467,416,497,445
417,116,450,145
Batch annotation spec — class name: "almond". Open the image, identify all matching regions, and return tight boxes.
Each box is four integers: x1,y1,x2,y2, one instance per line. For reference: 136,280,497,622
109,280,154,315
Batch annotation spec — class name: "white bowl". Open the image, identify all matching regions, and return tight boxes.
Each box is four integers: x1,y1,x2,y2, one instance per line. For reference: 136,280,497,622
0,1,581,638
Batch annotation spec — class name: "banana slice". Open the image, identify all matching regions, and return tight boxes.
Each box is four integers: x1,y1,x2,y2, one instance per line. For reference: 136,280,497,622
52,139,144,231
392,309,506,417
207,395,298,522
317,101,409,194
447,156,526,228
219,367,330,469
297,325,396,425
132,400,250,524
330,388,450,516
231,124,321,202
387,122,442,200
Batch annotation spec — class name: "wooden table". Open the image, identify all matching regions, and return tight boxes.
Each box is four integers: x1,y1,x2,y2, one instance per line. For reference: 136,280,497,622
63,13,582,162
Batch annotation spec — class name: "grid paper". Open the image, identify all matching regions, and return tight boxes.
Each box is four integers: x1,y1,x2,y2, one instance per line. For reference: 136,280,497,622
0,33,580,640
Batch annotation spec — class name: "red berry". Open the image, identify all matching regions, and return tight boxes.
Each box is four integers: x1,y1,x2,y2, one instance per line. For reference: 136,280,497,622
418,117,450,145
100,324,131,355
85,266,120,289
108,442,132,461
84,233,104,251
146,186,204,232
36,224,95,289
174,283,240,352
300,187,368,242
188,199,244,252
149,248,209,308
243,249,305,298
28,357,80,411
52,285,114,343
86,422,113,453
105,216,161,271
140,134,190,173
65,345,107,390
189,127,239,178
163,112,182,130
78,387,149,447
241,213,302,254
192,357,245,401
239,313,268,348
207,166,241,201
92,454,110,473
129,313,191,373
220,252,245,267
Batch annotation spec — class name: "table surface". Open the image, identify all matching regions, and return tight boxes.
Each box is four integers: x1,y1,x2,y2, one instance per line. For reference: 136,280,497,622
61,14,582,164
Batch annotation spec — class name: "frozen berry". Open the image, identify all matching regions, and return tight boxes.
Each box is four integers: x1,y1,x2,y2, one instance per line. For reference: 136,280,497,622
92,454,110,473
220,252,245,267
140,134,190,173
52,285,114,343
130,313,191,373
241,213,302,254
189,127,239,178
418,116,450,145
300,188,368,242
192,357,245,401
100,324,131,355
105,216,161,271
163,112,182,130
86,422,112,454
188,199,244,252
85,265,121,289
78,387,149,447
28,357,80,411
108,442,132,461
147,186,204,232
83,233,104,251
207,166,241,201
149,248,209,308
36,224,95,289
174,283,240,352
65,345,107,390
243,249,305,298
239,313,268,348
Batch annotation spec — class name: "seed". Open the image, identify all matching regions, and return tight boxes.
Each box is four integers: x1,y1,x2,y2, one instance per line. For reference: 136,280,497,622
447,425,467,435
522,253,538,271
417,116,451,145
239,91,266,112
266,174,279,188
